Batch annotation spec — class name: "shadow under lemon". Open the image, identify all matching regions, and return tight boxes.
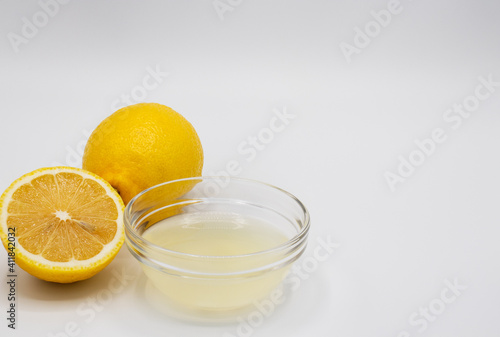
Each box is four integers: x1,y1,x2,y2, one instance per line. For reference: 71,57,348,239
18,249,140,311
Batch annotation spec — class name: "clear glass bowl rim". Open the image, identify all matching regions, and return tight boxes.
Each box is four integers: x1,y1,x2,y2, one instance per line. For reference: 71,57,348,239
124,176,311,260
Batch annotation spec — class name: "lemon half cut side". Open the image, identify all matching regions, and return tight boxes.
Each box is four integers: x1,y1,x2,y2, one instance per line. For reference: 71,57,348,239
0,167,125,283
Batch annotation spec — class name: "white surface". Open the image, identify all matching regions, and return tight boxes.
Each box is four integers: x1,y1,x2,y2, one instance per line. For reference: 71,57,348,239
1,0,500,336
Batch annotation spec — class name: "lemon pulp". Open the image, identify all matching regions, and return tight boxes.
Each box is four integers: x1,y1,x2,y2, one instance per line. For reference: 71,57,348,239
0,167,124,283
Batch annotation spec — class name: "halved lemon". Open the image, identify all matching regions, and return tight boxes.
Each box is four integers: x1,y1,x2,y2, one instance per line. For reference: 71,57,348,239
0,167,124,283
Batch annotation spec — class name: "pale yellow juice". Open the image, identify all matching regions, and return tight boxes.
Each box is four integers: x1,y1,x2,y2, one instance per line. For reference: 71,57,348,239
141,212,291,312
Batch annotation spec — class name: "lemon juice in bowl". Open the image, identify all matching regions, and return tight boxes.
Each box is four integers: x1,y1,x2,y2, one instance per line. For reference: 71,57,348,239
125,177,310,316
141,212,292,311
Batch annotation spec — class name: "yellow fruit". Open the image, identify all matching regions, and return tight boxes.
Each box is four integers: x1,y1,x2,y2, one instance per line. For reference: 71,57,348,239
0,167,124,283
82,103,204,205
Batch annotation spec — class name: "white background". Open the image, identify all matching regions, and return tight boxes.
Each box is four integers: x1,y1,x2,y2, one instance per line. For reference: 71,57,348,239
1,0,500,336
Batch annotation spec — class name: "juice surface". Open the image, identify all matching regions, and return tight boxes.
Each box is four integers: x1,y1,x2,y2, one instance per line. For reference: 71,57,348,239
143,212,290,256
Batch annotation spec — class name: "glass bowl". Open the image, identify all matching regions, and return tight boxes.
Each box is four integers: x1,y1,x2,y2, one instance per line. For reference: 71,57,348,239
124,177,310,317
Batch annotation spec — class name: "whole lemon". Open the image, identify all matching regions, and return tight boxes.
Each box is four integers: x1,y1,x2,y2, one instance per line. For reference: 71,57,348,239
83,103,203,205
